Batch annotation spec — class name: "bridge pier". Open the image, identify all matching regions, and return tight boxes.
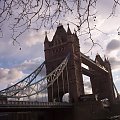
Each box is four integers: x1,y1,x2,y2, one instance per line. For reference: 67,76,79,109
73,101,112,120
16,112,31,120
0,108,73,120
0,112,38,120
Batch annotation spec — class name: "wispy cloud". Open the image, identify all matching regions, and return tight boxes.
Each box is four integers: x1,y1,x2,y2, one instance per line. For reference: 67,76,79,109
106,39,120,53
0,68,24,90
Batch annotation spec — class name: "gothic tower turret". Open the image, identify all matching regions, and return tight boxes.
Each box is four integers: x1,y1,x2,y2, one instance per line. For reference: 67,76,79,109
44,25,84,103
93,54,115,102
104,58,115,102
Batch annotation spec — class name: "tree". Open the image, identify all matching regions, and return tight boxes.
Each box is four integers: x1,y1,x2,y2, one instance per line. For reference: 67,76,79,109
0,0,120,50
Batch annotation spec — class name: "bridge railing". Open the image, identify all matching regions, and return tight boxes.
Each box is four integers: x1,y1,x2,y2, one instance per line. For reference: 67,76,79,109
0,100,72,108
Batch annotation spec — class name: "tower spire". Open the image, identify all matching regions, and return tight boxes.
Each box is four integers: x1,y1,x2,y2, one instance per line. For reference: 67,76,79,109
74,29,77,35
44,31,49,42
74,29,79,40
67,23,72,35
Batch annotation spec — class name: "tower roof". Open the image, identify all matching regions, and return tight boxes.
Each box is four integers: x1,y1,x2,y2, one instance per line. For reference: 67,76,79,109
52,25,67,42
95,54,104,66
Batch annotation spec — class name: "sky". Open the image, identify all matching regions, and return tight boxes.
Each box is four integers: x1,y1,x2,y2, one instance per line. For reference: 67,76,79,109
0,0,120,95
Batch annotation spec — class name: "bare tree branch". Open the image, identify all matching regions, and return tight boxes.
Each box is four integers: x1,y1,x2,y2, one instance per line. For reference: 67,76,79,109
0,0,120,51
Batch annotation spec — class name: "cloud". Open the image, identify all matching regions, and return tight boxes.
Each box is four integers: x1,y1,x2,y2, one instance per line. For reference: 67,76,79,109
0,42,45,89
0,57,45,90
0,68,24,90
106,39,120,52
0,38,45,69
105,39,120,93
16,57,45,73
109,56,120,69
105,39,120,70
84,81,92,94
112,69,120,93
0,68,23,81
25,30,45,47
83,75,92,94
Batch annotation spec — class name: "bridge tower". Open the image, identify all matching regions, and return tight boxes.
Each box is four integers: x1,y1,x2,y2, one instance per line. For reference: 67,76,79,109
44,24,84,103
91,54,115,102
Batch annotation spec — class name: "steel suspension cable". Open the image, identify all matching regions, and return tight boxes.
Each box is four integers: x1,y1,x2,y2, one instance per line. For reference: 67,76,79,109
66,65,70,100
57,77,60,101
52,83,54,102
0,61,45,93
1,54,69,99
62,71,65,95
113,82,120,99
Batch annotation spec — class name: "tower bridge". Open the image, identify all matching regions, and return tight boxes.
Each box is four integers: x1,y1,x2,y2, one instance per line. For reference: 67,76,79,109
0,25,120,120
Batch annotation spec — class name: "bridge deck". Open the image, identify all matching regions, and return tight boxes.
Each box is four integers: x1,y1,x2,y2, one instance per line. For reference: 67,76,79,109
0,101,73,112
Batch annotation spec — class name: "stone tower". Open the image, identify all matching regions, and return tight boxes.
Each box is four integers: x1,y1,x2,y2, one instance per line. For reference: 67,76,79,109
91,54,115,102
44,24,84,103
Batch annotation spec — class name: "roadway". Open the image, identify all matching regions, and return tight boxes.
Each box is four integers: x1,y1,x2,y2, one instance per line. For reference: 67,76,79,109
0,101,73,112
